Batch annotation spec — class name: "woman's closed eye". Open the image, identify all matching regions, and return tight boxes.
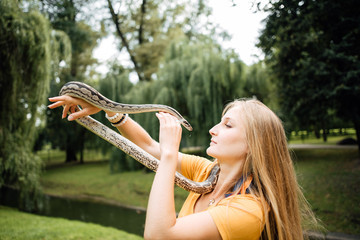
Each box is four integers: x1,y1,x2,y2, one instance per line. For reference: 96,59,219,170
224,121,233,128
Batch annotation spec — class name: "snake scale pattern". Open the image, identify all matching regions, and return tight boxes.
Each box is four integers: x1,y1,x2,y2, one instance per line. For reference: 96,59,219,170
60,81,219,194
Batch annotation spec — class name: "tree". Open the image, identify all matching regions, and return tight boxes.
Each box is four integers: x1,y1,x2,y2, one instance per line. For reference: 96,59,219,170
106,0,215,81
0,0,52,210
92,37,246,172
98,64,140,172
127,38,245,147
40,0,103,162
257,0,360,149
243,62,275,107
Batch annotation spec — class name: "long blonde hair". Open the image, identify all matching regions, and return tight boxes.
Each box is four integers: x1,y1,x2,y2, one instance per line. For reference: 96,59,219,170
223,99,317,240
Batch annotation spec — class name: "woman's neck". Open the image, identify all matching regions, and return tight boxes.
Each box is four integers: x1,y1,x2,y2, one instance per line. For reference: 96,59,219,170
210,160,244,199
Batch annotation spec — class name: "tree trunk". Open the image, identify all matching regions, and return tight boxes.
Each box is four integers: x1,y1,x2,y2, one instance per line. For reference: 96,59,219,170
321,120,327,142
65,146,77,162
80,147,84,163
353,118,360,158
314,126,320,139
65,135,77,162
322,129,327,142
79,129,85,164
139,0,146,45
107,0,144,81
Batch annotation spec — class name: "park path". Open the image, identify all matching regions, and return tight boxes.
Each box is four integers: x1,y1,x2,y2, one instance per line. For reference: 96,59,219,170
289,144,358,149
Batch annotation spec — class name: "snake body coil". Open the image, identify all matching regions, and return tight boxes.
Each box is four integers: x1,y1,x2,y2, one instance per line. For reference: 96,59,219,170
59,81,219,194
60,82,193,131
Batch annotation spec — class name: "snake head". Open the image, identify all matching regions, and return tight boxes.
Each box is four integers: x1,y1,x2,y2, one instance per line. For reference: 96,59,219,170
181,119,193,131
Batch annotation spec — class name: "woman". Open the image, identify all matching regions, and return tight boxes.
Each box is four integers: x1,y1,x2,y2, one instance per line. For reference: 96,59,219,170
48,96,316,240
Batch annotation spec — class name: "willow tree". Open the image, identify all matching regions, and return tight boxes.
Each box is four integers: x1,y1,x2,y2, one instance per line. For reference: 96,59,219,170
0,0,52,210
107,0,216,81
243,62,276,108
184,43,245,146
126,38,245,148
94,38,245,171
98,64,139,172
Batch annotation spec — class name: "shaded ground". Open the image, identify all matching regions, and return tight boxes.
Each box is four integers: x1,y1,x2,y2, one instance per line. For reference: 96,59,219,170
290,144,358,149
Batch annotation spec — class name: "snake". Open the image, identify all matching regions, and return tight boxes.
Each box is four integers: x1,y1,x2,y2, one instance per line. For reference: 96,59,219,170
59,81,219,194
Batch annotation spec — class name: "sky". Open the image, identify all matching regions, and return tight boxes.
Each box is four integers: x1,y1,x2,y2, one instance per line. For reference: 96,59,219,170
208,1,268,64
93,1,268,75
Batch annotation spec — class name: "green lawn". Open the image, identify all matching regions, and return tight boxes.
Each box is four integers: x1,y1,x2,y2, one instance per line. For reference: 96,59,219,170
35,140,360,235
41,161,188,212
37,148,110,167
293,148,360,234
0,206,142,240
288,129,356,145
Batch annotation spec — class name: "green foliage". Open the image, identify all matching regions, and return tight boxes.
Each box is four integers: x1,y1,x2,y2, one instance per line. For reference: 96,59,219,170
243,62,276,108
107,0,221,81
0,206,142,240
109,148,143,173
98,65,134,109
257,0,360,147
289,129,357,145
166,40,245,145
0,0,52,210
42,0,102,162
50,30,72,73
95,37,276,172
124,38,246,147
97,66,146,172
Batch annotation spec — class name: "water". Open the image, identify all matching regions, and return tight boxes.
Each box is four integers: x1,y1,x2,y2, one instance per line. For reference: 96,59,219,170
0,187,146,236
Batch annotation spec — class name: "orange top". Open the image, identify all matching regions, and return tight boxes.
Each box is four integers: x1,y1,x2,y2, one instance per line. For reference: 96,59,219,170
178,154,265,240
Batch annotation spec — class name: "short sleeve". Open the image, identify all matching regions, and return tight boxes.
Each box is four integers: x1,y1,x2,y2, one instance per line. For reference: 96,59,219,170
208,196,265,240
180,154,214,181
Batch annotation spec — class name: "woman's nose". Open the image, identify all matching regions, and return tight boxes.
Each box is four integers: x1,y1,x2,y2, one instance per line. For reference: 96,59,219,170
209,125,217,136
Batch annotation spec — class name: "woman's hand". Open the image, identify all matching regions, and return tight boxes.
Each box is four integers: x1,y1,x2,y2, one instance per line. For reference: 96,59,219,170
155,112,182,160
48,95,101,121
145,112,221,240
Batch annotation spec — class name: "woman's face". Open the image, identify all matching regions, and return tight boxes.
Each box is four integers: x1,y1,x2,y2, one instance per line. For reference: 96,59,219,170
206,106,248,164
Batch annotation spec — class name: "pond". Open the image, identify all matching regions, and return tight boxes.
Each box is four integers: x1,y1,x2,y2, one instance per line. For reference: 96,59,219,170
0,187,146,236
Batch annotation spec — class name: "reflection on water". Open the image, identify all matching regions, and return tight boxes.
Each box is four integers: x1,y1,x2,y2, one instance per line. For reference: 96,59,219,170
0,187,146,236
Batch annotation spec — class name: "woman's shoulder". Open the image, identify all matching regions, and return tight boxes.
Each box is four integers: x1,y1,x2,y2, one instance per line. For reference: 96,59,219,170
181,153,213,165
180,153,216,181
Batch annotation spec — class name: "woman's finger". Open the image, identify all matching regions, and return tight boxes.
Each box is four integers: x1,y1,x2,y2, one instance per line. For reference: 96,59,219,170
47,101,65,109
67,106,101,121
68,108,87,121
160,112,180,126
62,104,71,119
156,112,166,124
48,96,63,102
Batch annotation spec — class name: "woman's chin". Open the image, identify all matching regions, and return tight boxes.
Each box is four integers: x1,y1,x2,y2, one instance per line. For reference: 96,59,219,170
206,147,216,158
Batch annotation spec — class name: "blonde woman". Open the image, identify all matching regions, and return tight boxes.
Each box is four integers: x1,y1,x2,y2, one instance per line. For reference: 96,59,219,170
48,96,316,239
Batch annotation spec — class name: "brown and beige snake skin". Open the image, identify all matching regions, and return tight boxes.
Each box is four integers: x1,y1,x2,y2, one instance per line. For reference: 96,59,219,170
59,81,219,194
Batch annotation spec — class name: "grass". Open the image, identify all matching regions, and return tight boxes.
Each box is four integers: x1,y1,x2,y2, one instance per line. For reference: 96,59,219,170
288,129,357,145
0,206,142,240
293,148,360,234
39,147,360,235
40,161,188,211
37,148,110,167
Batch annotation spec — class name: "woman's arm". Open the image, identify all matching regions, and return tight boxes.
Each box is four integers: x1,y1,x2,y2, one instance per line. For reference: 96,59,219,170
106,111,160,157
48,95,182,171
144,113,221,240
